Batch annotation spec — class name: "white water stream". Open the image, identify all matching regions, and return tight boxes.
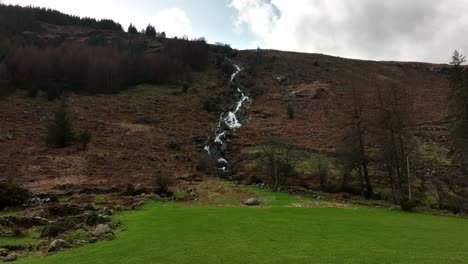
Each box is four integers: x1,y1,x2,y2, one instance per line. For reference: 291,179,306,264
204,65,250,169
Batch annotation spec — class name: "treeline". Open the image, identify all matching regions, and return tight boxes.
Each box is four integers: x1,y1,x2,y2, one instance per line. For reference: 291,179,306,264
0,4,123,38
0,38,209,96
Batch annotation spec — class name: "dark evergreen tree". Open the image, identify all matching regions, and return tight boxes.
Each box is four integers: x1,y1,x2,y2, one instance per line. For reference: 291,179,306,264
46,102,75,148
449,50,468,137
127,23,138,34
145,24,156,37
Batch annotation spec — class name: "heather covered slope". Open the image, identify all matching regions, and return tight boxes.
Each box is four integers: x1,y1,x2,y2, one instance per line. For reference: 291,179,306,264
0,72,226,192
233,50,449,152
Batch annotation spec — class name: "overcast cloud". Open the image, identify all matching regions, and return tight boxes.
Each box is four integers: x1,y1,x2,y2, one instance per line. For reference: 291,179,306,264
3,0,467,63
229,0,468,63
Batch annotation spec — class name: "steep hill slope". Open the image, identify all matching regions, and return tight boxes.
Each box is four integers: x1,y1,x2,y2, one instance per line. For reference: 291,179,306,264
233,50,449,152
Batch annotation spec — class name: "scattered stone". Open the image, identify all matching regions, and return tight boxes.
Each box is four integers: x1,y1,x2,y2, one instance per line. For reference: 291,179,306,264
3,253,17,262
0,249,8,257
244,198,261,206
24,197,51,208
93,224,114,238
88,237,98,244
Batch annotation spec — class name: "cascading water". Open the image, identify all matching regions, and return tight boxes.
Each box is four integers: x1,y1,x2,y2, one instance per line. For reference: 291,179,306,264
204,65,250,170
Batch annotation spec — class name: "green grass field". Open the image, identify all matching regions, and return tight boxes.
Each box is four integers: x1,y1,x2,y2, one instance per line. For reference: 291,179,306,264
18,190,468,264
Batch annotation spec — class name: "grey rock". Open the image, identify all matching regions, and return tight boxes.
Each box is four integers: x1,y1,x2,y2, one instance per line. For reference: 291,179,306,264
88,237,98,244
99,207,113,216
245,198,261,206
93,224,114,238
48,239,70,252
0,248,8,257
3,253,17,262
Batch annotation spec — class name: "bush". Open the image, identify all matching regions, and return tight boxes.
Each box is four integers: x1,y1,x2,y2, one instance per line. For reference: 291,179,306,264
202,97,222,113
400,198,418,212
77,130,91,149
40,223,64,238
46,103,75,148
182,82,190,93
287,103,294,119
155,174,172,196
316,158,330,191
196,152,217,174
0,183,30,210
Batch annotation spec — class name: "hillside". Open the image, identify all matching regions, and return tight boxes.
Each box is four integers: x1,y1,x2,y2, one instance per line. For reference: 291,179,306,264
0,4,467,263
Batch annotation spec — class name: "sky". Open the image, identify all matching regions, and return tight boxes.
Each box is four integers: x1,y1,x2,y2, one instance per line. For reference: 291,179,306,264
3,0,468,63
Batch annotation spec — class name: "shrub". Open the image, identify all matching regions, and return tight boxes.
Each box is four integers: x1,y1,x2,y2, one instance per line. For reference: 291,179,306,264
316,158,330,191
400,198,418,212
46,103,75,148
313,60,319,67
287,103,294,119
0,183,30,210
221,59,236,76
196,152,217,174
202,96,222,113
182,82,190,93
155,174,172,196
40,223,64,238
77,130,91,149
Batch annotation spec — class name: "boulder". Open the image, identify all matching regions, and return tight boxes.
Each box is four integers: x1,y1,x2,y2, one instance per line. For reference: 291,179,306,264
93,224,114,238
0,249,8,257
48,239,71,252
3,253,17,262
244,198,261,206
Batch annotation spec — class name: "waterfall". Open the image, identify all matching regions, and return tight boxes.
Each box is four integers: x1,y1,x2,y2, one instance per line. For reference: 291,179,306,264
204,65,250,170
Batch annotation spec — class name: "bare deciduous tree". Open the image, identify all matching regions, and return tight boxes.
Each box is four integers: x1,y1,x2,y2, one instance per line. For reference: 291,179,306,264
257,140,296,191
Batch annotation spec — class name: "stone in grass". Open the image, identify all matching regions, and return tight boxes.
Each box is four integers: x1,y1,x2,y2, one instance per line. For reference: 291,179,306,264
2,253,17,262
244,198,261,206
48,239,71,252
88,237,98,244
0,249,8,257
93,224,114,238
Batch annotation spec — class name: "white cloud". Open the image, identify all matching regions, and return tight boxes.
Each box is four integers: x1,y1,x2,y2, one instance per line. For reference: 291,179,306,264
229,0,468,63
150,8,192,38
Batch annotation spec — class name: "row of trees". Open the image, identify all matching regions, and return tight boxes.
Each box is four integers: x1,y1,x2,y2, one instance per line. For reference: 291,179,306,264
335,81,415,203
1,38,210,96
331,51,468,210
0,4,123,38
